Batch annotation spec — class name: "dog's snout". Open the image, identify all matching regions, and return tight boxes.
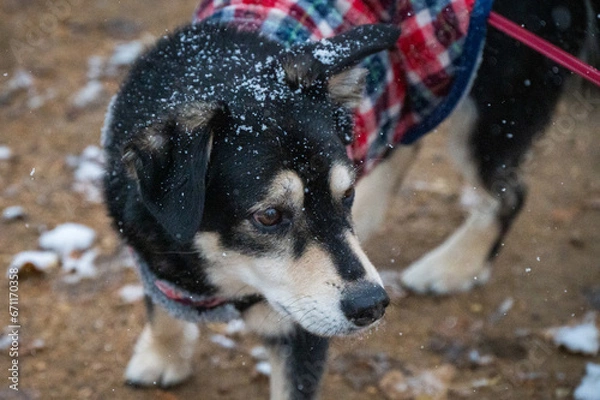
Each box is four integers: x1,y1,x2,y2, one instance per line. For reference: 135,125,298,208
341,281,389,327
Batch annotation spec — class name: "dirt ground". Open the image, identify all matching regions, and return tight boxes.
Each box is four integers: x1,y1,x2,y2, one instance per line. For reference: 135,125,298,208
1,1,599,399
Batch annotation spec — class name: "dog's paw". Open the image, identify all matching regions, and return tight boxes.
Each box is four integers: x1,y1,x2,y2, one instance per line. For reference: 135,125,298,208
401,253,491,295
124,324,198,388
125,350,193,388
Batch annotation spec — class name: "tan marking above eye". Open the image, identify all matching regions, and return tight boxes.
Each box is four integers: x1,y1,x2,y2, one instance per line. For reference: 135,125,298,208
249,171,304,214
329,163,355,199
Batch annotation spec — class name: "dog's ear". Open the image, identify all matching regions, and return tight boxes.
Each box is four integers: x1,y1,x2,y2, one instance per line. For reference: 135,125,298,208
282,24,399,145
122,102,223,242
327,67,369,108
281,24,400,89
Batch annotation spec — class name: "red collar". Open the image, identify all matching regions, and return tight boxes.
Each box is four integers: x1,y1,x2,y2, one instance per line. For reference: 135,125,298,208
154,279,264,312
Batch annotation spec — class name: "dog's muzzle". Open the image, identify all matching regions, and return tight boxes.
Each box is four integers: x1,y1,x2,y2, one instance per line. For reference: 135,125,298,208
340,281,389,327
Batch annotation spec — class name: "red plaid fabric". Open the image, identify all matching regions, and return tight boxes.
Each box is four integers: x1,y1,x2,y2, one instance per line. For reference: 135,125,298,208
194,0,492,175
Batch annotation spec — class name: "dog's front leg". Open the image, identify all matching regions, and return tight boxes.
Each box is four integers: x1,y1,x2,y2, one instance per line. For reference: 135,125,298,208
124,297,199,387
264,327,329,400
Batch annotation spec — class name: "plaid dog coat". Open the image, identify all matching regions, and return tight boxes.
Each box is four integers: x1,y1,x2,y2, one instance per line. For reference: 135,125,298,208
194,0,494,175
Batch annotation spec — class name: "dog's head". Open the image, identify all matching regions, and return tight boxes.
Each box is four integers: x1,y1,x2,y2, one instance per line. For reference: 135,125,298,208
115,23,399,336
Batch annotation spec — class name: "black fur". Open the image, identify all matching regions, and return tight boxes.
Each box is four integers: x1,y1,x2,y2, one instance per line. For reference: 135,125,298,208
469,0,595,260
265,327,330,400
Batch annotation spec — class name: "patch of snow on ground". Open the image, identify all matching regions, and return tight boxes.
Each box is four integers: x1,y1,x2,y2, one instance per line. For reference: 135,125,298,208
38,223,99,281
575,363,600,400
0,145,12,161
379,364,456,399
0,327,19,350
74,159,104,182
255,361,271,376
10,223,100,283
27,88,56,110
39,223,96,255
548,312,599,355
225,319,246,335
105,38,153,75
489,297,514,324
67,145,105,202
1,69,56,109
210,334,237,349
7,251,59,276
87,55,105,80
72,80,104,109
118,284,145,303
62,249,98,282
0,69,56,109
2,205,26,221
109,40,145,67
250,346,268,360
5,69,34,92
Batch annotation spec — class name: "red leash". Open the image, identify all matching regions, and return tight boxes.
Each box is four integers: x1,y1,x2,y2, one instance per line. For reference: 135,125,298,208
488,11,600,87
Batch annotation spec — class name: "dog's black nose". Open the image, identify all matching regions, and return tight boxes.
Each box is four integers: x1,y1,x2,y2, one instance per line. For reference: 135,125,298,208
341,281,389,327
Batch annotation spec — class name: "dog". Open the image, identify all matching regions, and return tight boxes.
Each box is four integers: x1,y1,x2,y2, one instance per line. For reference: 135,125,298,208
102,0,597,398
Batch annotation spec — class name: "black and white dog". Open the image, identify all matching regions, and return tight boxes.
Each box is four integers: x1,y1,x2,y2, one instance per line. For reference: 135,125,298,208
102,0,596,398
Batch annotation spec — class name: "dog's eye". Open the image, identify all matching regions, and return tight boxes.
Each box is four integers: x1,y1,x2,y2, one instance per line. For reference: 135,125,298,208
252,208,284,228
342,187,355,207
